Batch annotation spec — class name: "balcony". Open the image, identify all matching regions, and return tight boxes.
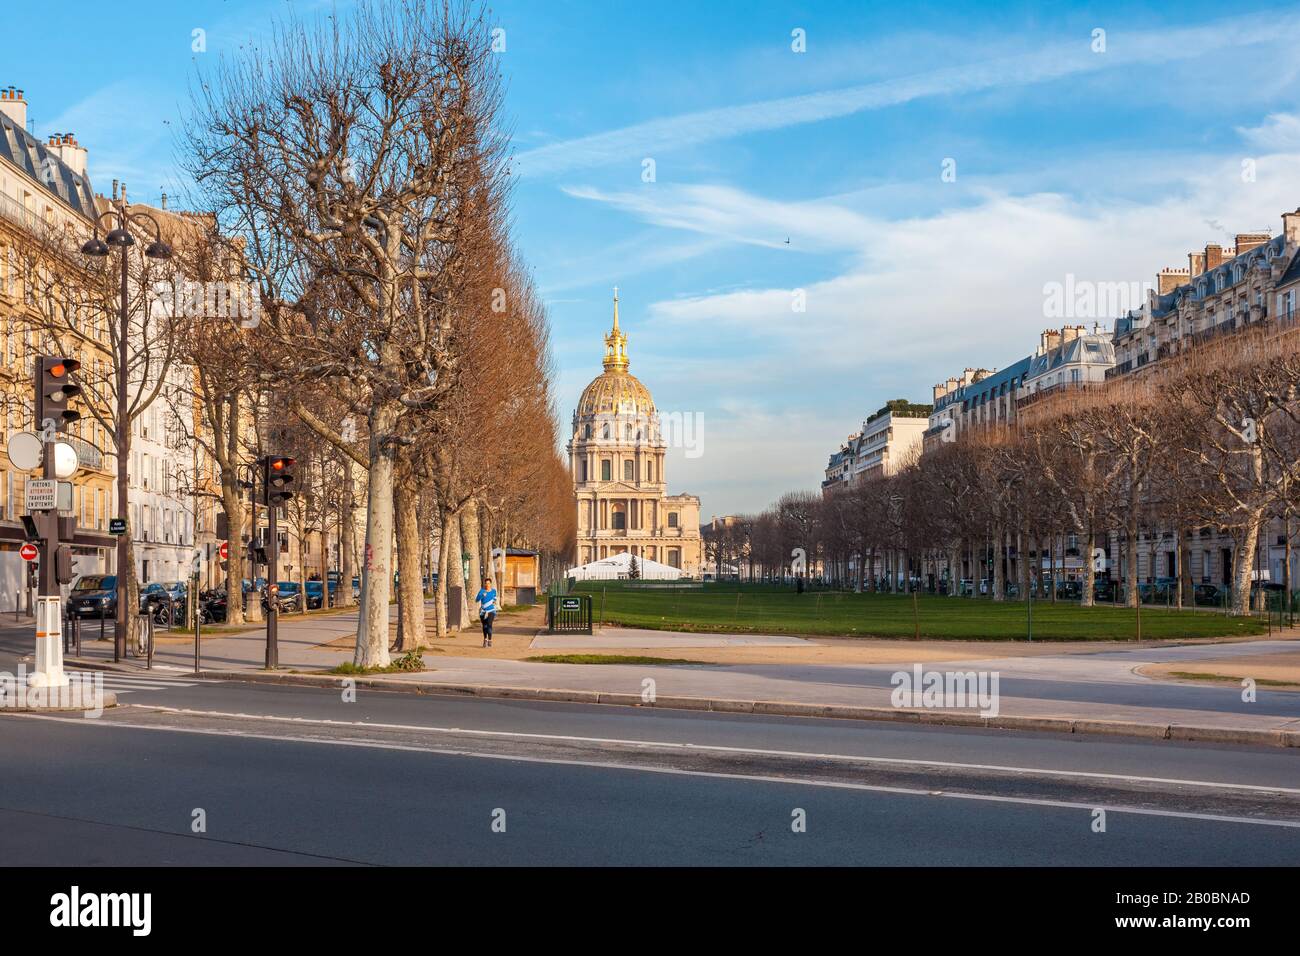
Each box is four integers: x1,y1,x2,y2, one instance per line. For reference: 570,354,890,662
0,191,41,234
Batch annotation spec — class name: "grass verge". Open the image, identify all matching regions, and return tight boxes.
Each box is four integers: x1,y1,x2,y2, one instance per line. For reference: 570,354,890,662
524,654,707,665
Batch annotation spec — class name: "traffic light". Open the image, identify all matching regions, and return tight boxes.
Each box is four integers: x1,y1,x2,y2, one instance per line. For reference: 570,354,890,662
265,455,296,503
55,545,74,584
36,356,81,434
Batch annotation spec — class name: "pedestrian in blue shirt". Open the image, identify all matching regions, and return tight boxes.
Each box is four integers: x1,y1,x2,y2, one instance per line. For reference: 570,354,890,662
475,577,498,647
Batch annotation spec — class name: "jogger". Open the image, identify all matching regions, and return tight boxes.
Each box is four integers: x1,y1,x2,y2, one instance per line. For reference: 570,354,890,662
474,577,498,647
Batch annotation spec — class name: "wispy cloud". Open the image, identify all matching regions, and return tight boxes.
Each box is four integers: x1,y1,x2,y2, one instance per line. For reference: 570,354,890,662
1239,112,1300,151
516,12,1300,178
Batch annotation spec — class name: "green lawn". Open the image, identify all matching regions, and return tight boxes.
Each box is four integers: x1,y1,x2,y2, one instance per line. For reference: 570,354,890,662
572,583,1268,641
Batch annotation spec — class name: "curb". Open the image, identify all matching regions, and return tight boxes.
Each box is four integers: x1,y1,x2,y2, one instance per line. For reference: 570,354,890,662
1,691,118,712
188,668,1298,749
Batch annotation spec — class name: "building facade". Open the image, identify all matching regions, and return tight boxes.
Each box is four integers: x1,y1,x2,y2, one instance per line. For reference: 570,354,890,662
568,291,701,575
822,400,931,492
0,88,117,607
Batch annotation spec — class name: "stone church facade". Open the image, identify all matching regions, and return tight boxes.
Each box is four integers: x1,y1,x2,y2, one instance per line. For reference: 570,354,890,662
568,291,701,575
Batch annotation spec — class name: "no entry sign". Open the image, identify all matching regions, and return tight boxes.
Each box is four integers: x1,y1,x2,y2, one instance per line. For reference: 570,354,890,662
219,541,229,560
19,543,38,562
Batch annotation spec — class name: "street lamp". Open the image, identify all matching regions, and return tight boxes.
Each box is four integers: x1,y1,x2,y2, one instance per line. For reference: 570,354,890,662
80,200,172,662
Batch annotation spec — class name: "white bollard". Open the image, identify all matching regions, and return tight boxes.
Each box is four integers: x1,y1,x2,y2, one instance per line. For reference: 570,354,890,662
31,595,69,689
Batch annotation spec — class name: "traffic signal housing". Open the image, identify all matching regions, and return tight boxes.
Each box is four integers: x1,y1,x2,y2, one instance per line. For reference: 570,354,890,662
265,455,296,503
36,356,81,433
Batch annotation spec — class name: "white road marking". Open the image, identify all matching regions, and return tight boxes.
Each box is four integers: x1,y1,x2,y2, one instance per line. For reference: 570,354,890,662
9,711,1300,830
66,670,202,694
84,702,1300,796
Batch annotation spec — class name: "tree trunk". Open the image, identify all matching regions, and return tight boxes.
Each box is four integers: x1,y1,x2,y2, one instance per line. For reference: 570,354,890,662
434,506,450,639
354,402,397,668
338,456,357,608
992,528,1006,602
1125,520,1140,609
220,478,246,626
1233,515,1264,617
394,481,425,650
446,509,470,629
463,499,483,609
1081,524,1096,607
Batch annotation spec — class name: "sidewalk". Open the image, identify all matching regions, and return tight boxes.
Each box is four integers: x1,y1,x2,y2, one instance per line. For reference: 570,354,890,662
65,605,1300,747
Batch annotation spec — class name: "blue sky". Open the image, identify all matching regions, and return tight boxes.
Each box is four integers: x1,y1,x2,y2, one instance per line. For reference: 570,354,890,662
7,0,1300,516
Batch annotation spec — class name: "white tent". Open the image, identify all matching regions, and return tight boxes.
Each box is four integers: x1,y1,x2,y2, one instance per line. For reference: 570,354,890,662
567,551,684,581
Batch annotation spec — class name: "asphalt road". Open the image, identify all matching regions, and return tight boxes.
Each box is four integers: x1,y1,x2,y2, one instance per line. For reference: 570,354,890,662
2,678,1299,865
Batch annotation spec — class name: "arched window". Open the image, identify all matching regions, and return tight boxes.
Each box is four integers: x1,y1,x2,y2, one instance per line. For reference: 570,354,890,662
602,424,610,440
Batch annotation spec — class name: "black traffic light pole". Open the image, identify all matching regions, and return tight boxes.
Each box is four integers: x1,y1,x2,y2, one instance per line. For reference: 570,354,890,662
261,455,295,669
264,456,278,669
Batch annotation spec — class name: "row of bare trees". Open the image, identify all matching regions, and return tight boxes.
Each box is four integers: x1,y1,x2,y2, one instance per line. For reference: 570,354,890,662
708,322,1300,617
13,0,574,662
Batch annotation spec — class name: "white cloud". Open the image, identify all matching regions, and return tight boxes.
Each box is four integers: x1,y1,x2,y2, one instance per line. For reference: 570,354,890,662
592,146,1300,515
1239,113,1300,151
516,12,1300,178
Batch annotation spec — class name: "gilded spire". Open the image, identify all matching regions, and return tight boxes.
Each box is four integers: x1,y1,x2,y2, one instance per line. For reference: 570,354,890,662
603,286,629,371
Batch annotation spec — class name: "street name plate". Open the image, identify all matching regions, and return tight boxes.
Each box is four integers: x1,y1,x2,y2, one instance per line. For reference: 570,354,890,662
25,479,57,512
561,598,581,611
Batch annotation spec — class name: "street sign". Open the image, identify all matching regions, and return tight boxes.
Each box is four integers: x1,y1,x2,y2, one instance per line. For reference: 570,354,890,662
109,517,127,535
219,541,229,560
24,479,58,512
19,543,38,562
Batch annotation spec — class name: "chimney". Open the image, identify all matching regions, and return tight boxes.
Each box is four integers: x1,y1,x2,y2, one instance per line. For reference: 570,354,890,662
1157,267,1190,294
1204,243,1226,271
933,382,948,402
947,376,960,394
1189,252,1205,277
1283,208,1300,244
47,133,88,179
1235,233,1270,255
0,87,27,130
1040,329,1062,353
1061,325,1083,345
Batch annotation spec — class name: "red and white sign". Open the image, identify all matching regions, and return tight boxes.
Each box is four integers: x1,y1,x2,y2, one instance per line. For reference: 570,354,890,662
219,541,229,560
19,543,38,562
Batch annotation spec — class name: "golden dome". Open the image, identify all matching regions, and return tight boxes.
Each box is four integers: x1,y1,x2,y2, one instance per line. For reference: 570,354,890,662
577,288,656,418
578,370,656,417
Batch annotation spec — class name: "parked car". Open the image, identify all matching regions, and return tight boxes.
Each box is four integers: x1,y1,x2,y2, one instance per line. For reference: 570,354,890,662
304,580,337,610
1193,583,1222,607
1093,578,1117,602
1055,580,1083,600
68,574,118,618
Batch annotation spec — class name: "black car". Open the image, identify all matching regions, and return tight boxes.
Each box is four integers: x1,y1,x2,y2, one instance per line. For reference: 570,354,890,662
68,575,118,618
1092,578,1117,602
1193,583,1223,607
